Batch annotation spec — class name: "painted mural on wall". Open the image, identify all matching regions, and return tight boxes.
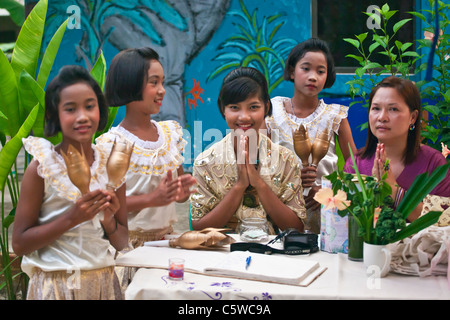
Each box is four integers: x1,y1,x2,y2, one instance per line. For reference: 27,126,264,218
45,0,231,126
43,0,311,165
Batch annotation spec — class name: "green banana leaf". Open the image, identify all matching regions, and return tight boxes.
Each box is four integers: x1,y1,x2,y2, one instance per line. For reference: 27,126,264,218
0,103,41,191
19,71,45,107
33,19,68,138
18,69,39,118
90,51,107,90
393,211,442,242
396,162,450,219
0,0,25,26
0,50,19,137
91,52,118,138
10,0,47,82
19,70,46,138
36,19,68,89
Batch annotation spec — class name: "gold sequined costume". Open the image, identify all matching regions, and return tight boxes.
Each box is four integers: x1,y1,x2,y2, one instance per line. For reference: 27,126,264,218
190,133,306,233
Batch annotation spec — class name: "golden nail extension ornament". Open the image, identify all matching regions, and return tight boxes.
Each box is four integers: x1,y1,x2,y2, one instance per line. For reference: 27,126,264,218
61,144,91,195
145,228,236,250
106,139,134,190
311,128,332,167
292,124,311,167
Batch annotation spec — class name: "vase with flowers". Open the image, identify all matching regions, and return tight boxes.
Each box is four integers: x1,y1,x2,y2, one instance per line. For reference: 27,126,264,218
315,148,449,274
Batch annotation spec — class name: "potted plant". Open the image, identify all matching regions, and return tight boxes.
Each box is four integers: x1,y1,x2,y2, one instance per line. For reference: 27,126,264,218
315,148,449,276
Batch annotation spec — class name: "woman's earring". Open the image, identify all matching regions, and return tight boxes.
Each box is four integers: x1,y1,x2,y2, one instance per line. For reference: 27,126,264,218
409,123,415,131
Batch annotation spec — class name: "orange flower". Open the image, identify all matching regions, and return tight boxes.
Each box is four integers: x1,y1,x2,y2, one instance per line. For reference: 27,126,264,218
442,143,449,158
314,188,351,211
187,79,205,110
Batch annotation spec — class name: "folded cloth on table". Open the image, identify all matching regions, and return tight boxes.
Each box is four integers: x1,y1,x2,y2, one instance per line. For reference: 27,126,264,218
389,226,449,280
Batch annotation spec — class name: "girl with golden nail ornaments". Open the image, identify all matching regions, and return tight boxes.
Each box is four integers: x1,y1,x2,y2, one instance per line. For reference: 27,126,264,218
190,67,306,234
95,48,196,289
13,66,128,300
97,47,196,246
264,38,356,234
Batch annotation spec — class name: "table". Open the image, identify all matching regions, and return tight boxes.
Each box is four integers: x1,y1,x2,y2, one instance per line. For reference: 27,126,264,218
119,245,450,300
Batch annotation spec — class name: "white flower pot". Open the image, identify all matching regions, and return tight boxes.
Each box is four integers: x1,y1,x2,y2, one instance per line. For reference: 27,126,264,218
363,242,391,278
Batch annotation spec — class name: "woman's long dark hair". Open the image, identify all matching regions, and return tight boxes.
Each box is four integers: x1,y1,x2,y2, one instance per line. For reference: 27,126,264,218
359,76,421,164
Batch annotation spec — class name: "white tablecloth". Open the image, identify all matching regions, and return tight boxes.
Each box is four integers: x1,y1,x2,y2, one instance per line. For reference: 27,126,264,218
122,249,449,300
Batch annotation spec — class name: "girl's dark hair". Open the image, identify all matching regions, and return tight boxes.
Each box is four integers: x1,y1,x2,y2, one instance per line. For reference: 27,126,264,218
44,65,108,137
104,47,160,106
360,76,421,164
284,38,336,89
217,67,272,118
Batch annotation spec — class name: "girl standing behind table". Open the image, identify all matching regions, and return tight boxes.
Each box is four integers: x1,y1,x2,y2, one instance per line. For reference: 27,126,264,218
12,65,128,300
264,38,356,234
190,67,306,234
97,48,196,246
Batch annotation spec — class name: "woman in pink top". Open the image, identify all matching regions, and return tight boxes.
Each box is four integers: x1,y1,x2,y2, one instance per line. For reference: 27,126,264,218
344,76,449,222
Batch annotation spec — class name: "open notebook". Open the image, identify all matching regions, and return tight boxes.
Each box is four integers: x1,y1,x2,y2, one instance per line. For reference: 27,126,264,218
115,246,326,287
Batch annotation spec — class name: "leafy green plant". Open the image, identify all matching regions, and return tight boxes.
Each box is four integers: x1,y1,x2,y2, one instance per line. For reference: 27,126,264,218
0,0,24,62
411,0,450,150
206,0,296,93
344,3,422,131
321,148,448,245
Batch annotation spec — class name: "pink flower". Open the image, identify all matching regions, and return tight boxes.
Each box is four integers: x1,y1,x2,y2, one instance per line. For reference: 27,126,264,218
424,30,443,47
314,188,351,211
442,143,449,158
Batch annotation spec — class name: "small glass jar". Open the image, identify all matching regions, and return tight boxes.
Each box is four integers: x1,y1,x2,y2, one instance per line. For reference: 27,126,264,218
238,217,269,242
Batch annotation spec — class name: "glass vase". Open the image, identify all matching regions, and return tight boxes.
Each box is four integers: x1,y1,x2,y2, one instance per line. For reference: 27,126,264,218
348,214,363,261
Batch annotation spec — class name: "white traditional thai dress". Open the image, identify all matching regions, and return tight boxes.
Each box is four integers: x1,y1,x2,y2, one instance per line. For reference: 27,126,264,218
96,120,186,245
265,97,349,233
190,133,306,233
96,120,186,292
21,136,123,300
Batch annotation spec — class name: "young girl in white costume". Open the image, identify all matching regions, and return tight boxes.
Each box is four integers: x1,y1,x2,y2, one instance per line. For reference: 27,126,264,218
96,47,196,247
13,65,128,300
265,38,356,234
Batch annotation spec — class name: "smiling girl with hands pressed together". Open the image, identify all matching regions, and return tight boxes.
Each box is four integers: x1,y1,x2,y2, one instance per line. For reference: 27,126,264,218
344,76,450,222
12,65,128,300
190,67,306,234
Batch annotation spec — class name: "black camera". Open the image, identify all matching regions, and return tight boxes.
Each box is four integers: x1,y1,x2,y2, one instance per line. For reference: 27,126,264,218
282,228,318,253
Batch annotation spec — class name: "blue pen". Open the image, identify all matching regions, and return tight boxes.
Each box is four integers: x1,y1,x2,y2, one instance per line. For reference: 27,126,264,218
245,256,251,270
